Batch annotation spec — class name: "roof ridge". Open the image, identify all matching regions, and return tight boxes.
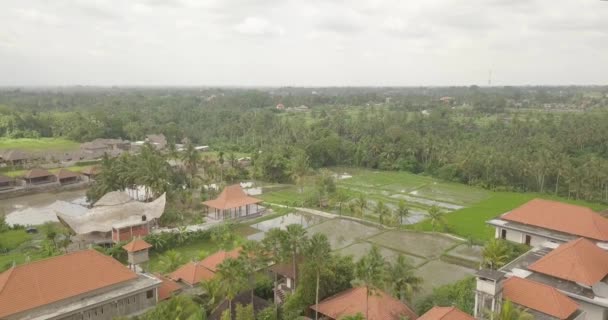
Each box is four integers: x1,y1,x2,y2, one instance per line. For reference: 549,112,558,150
572,240,595,285
0,267,15,295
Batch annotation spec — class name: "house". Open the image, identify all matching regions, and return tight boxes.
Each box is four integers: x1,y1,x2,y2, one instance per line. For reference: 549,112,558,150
154,274,182,301
80,139,130,155
146,134,167,150
56,168,80,185
169,248,241,287
22,168,56,185
0,150,32,167
122,238,152,271
0,249,161,320
0,175,15,190
276,103,285,110
310,287,418,320
203,184,264,220
418,306,474,320
487,199,608,245
474,238,608,320
56,191,166,245
269,257,302,304
81,165,101,181
209,291,271,320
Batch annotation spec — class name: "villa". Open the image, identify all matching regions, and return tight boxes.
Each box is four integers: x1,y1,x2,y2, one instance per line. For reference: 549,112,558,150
487,198,608,246
169,248,241,287
0,250,161,320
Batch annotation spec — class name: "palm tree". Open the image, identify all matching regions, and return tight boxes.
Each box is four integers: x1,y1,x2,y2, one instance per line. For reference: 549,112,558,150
374,200,390,225
354,194,368,217
488,300,534,320
305,234,332,320
396,200,410,225
353,246,387,320
158,250,185,273
262,228,287,316
333,191,350,216
216,258,248,313
427,205,446,231
199,278,224,311
388,255,422,303
285,224,308,289
239,240,267,304
181,142,200,187
482,239,511,270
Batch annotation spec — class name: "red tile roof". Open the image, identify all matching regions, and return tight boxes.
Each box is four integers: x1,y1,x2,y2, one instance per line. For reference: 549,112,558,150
0,250,137,318
200,248,241,272
528,238,608,286
502,198,608,241
122,238,152,252
418,307,474,320
502,277,578,320
154,274,181,301
168,262,215,286
23,168,53,179
311,287,418,320
203,184,262,210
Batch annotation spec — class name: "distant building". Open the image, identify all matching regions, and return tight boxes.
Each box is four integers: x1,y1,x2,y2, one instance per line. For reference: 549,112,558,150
488,198,608,246
56,168,80,185
169,248,241,287
0,150,33,167
202,184,263,220
81,165,101,181
0,175,15,190
310,287,418,320
269,257,302,304
0,249,161,320
145,134,167,150
80,139,130,157
22,168,56,185
56,191,166,245
209,291,271,320
418,306,474,320
276,103,285,110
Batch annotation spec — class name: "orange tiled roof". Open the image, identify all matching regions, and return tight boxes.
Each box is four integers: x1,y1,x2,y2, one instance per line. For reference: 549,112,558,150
200,248,241,272
502,198,608,241
203,184,262,210
528,238,608,286
311,287,418,320
0,250,137,318
122,238,152,252
503,277,578,320
418,307,474,320
169,262,216,286
154,274,181,301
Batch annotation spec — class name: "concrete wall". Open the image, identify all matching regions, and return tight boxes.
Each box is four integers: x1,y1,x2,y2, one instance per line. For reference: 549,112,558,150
577,300,607,320
51,289,157,320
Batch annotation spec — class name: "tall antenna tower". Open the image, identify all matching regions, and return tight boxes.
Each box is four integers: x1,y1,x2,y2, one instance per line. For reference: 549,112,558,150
488,69,492,86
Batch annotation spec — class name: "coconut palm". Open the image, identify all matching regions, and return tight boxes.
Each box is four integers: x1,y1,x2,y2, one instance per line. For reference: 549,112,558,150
199,278,224,311
353,246,387,320
158,250,185,273
354,194,368,216
305,233,332,320
239,240,268,304
181,142,200,187
374,200,390,225
387,255,422,303
285,224,308,289
427,205,446,231
396,200,410,225
216,258,248,313
488,300,534,320
482,239,511,270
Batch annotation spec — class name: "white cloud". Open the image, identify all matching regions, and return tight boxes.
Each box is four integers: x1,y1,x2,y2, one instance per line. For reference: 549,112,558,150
234,17,285,36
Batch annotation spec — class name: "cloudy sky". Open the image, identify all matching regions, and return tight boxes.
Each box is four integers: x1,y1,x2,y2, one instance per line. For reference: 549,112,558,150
0,0,607,86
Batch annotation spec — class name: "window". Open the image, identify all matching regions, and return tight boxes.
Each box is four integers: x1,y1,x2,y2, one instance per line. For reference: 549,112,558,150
501,229,507,239
525,235,531,246
147,290,154,299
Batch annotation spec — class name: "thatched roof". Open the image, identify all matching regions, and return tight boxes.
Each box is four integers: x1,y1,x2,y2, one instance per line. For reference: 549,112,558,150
93,191,132,207
0,175,12,183
24,168,53,179
56,193,166,234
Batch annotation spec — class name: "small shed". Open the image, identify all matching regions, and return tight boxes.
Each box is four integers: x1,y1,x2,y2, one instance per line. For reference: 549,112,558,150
23,168,55,185
0,175,14,190
122,238,152,267
56,169,80,185
81,166,101,181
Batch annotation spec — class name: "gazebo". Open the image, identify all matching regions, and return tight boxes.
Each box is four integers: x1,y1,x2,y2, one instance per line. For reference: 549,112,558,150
203,184,263,220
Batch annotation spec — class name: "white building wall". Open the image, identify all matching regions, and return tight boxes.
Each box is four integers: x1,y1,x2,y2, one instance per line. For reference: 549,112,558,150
495,227,552,247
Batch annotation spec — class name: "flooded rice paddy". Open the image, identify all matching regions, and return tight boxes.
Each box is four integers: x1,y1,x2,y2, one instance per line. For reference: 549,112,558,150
1,190,88,226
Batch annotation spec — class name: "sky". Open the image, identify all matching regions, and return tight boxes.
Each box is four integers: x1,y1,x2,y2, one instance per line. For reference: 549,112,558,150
0,0,607,86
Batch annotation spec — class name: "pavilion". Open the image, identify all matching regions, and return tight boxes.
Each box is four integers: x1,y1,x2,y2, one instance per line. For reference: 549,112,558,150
203,184,263,220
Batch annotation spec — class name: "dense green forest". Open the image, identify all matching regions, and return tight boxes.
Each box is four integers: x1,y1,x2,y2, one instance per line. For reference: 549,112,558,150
1,86,608,202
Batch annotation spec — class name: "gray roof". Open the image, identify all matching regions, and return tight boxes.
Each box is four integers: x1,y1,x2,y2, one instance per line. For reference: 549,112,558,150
476,269,506,281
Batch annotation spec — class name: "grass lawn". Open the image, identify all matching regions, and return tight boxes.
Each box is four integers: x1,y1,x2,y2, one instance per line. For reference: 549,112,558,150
0,138,80,152
2,165,91,178
0,230,32,250
412,191,607,242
